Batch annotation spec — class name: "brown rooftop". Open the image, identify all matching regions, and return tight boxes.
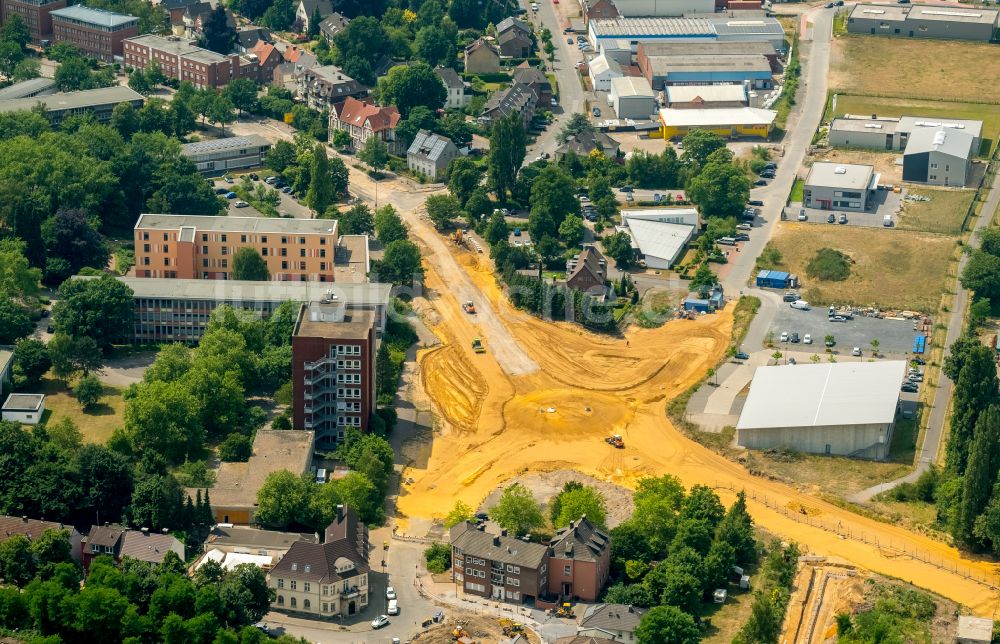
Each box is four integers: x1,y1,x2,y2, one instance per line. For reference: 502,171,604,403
0,515,78,541
293,304,374,340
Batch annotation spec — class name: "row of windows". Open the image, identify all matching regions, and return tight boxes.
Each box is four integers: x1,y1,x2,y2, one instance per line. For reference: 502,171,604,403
506,577,520,587
465,582,486,593
276,579,312,592
142,231,329,246
337,360,361,369
336,415,362,427
468,556,485,566
465,568,486,578
337,374,361,384
335,345,362,355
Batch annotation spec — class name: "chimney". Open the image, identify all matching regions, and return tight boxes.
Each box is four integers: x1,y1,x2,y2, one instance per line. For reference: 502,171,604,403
336,504,344,521
492,535,500,547
141,527,149,535
628,605,634,613
569,520,574,529
500,529,507,537
581,514,586,522
162,528,168,534
872,113,877,119
21,516,27,522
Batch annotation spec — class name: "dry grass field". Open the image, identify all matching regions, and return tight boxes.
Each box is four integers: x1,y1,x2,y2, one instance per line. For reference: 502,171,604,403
897,189,975,236
768,223,957,310
832,95,1000,156
829,35,1000,104
39,377,125,444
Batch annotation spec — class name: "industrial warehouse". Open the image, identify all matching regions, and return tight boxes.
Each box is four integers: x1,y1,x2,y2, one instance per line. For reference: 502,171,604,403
736,361,908,460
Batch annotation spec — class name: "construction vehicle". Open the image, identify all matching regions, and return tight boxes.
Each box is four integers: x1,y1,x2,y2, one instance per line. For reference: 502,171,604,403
462,301,476,314
451,229,464,245
605,434,624,448
499,618,524,635
472,338,486,353
555,603,576,619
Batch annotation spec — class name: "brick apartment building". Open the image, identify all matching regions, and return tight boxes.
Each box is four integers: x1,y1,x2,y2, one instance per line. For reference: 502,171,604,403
451,518,612,605
451,522,550,604
292,302,376,447
133,214,339,282
50,5,138,61
2,0,67,43
123,34,251,89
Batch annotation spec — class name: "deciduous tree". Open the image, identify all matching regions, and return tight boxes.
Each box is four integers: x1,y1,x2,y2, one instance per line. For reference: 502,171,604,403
377,239,423,285
489,483,543,536
374,205,408,244
231,248,270,281
635,605,699,644
488,113,526,203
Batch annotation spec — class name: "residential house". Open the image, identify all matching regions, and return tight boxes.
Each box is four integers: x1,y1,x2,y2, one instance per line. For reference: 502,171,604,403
435,65,469,109
565,246,608,294
274,45,318,89
329,96,403,154
318,11,349,42
555,637,617,644
407,130,462,181
0,516,83,562
268,505,370,617
250,40,283,84
479,82,537,126
497,16,533,57
464,37,500,74
554,130,620,160
296,65,368,111
161,0,201,36
451,521,550,604
578,604,646,642
81,525,185,571
195,524,317,572
294,0,332,33
512,63,552,107
236,27,271,53
582,0,620,24
547,516,611,601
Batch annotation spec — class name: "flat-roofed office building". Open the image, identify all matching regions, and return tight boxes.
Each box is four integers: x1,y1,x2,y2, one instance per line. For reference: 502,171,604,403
180,135,272,174
50,5,138,61
0,86,144,124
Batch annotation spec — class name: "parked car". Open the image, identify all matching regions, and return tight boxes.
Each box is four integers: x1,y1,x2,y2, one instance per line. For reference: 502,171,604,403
749,199,764,207
371,615,390,629
911,357,926,365
782,292,799,302
282,186,293,193
901,383,919,393
592,107,601,117
224,192,237,199
737,223,751,230
249,173,259,180
224,176,234,183
790,332,800,343
214,187,229,194
265,176,277,184
764,162,777,170
790,300,810,310
234,201,249,208
780,331,789,342
735,233,750,241
387,600,399,616
797,211,808,221
759,170,775,179
852,347,862,356
827,213,836,223
385,587,396,600
620,185,633,193
754,179,768,186
803,334,812,344
839,213,848,224
829,315,847,322
567,37,574,44
735,351,750,360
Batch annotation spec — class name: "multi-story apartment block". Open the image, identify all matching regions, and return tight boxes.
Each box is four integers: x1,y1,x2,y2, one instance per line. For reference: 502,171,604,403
292,302,376,446
328,96,402,154
123,34,251,89
70,275,391,344
547,516,611,602
295,64,368,111
133,214,339,282
450,522,550,604
50,5,138,62
269,505,370,618
1,0,66,43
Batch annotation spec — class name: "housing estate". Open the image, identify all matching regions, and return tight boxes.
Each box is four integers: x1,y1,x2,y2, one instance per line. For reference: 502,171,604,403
406,129,462,181
565,246,609,293
464,37,500,74
82,525,185,570
268,505,370,618
197,430,315,524
1,0,66,42
133,214,339,282
291,303,377,445
180,134,272,174
123,34,253,89
658,106,775,140
736,361,907,459
616,208,698,269
0,516,83,562
1,393,45,425
0,86,144,124
435,66,469,109
803,162,878,212
50,5,137,61
847,3,999,41
295,65,368,110
328,96,403,154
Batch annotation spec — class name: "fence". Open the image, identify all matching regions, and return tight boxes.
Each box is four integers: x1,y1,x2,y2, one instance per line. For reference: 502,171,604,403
961,146,999,233
710,480,1000,591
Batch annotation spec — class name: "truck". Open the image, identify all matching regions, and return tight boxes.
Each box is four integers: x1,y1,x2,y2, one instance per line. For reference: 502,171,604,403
462,301,476,314
472,338,486,353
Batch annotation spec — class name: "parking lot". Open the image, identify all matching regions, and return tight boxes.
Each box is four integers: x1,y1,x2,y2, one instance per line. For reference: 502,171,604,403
210,174,314,219
765,301,923,357
784,187,903,228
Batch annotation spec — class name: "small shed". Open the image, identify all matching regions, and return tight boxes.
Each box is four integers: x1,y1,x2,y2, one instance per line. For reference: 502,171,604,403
2,393,45,425
956,615,993,644
756,269,790,289
683,297,710,312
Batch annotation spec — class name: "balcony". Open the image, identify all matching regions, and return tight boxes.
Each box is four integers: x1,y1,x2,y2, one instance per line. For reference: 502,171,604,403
341,586,361,599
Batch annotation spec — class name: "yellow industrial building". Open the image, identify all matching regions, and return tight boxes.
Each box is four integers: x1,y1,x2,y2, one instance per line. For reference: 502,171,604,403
658,106,776,140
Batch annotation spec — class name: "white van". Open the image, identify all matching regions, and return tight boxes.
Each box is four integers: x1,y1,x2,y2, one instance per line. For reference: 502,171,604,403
883,215,893,227
387,599,399,615
790,300,810,310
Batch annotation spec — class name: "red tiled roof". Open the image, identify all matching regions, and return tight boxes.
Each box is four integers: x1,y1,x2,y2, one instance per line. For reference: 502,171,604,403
252,41,278,63
334,96,399,133
284,45,305,63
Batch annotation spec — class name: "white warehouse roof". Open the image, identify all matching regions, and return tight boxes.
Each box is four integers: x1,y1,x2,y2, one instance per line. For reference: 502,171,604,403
658,106,775,128
611,76,655,98
737,361,907,430
617,219,693,265
666,84,747,104
805,162,877,191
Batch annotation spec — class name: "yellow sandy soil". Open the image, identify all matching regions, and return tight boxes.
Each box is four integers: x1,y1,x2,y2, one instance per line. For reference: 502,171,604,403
394,208,1000,616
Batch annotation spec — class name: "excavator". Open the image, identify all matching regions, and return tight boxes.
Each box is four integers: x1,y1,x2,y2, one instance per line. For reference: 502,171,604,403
462,301,476,314
472,338,486,354
605,434,624,449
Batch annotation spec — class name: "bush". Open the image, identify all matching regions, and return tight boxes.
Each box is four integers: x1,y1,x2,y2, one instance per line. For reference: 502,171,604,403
806,247,851,281
424,543,451,573
218,433,253,462
272,414,292,430
74,375,103,410
274,381,293,406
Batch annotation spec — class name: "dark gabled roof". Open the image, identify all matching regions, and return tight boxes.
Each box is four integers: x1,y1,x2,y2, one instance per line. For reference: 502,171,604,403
555,637,618,644
298,0,332,18
566,247,606,288
482,82,537,119
319,11,349,38
465,37,499,58
86,525,126,548
580,604,646,633
119,530,184,564
450,522,548,569
497,16,531,35
498,29,533,47
206,525,316,550
324,506,367,561
512,66,549,87
557,130,618,157
237,27,271,49
161,0,201,11
0,516,78,541
435,65,464,89
271,538,370,583
407,130,459,163
549,516,609,563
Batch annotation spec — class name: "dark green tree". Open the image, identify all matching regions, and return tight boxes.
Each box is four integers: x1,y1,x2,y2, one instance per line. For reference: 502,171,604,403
218,433,253,462
602,231,634,268
425,194,462,229
955,405,1000,546
488,113,526,204
0,297,33,343
447,157,482,206
483,209,509,246
200,5,236,54
74,375,103,410
358,135,389,175
374,205,408,244
681,129,726,168
377,239,423,286
53,275,134,348
338,203,374,235
946,343,1000,472
635,605,699,644
307,144,335,213
489,483,544,536
231,248,270,281
13,338,50,388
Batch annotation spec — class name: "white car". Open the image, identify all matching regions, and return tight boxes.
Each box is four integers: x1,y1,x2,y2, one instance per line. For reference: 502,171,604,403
803,334,812,344
852,347,862,356
385,587,396,600
371,615,389,629
780,331,789,342
388,599,399,615
234,201,249,208
790,300,810,310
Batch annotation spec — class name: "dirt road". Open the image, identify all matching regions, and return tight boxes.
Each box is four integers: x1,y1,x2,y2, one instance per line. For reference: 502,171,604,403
390,208,1000,616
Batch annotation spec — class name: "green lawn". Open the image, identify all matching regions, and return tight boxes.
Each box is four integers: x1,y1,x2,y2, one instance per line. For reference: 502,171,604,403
789,178,804,203
897,189,975,236
38,376,125,444
833,94,1000,156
